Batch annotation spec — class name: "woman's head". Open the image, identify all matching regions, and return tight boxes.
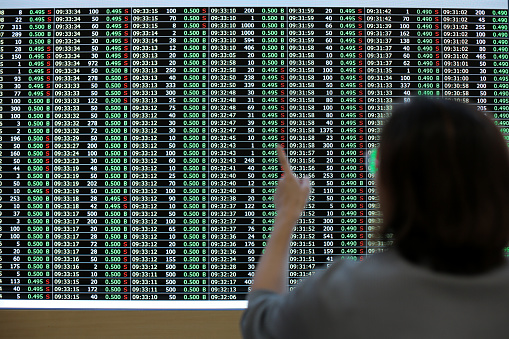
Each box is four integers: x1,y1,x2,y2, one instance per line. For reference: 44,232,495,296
377,98,509,273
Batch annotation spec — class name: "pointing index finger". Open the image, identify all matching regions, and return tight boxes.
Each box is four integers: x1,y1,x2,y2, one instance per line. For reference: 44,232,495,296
277,145,292,174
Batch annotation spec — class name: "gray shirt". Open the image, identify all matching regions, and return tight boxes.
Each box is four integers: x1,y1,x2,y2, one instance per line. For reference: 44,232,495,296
241,250,509,339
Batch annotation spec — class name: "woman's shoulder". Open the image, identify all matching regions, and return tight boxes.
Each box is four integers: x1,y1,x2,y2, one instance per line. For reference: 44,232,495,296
313,249,509,310
243,250,509,339
325,249,509,286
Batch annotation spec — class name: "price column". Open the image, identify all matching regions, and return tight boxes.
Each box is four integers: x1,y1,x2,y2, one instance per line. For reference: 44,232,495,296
490,8,509,138
410,8,441,98
177,7,209,300
330,8,368,262
94,7,131,301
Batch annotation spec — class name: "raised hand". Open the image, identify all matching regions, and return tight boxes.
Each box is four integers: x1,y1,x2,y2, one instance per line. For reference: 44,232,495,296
274,145,311,226
249,146,311,293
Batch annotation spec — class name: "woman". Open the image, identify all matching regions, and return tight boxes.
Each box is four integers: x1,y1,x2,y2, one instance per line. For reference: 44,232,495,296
241,98,509,339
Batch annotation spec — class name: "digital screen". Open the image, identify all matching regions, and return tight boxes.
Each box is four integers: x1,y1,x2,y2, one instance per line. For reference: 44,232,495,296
0,0,507,309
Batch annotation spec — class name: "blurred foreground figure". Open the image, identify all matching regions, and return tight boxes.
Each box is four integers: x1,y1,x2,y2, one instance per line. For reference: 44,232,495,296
241,98,509,339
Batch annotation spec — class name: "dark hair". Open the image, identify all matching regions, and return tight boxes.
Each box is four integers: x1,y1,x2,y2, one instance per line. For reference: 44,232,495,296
378,98,509,274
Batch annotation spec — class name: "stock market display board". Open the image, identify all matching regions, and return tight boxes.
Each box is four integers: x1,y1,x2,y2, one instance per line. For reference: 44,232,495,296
0,1,508,308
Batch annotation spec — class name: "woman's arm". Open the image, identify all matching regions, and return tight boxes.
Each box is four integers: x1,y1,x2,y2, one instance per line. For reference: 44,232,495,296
250,145,310,294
